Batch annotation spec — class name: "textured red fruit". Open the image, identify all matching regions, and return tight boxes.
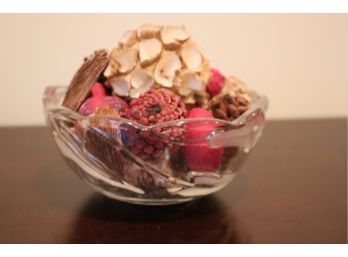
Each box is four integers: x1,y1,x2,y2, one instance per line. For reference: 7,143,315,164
124,89,187,125
78,95,128,116
91,83,107,97
206,68,225,97
184,108,223,171
123,89,187,160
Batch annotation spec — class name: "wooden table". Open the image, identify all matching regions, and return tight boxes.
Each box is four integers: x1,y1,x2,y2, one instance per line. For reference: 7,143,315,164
0,119,346,243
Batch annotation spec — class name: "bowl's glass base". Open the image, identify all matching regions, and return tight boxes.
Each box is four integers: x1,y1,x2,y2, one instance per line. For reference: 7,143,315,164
54,132,237,205
92,187,195,205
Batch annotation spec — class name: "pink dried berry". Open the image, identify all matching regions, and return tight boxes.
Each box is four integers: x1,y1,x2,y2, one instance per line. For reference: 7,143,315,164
91,82,107,97
184,108,223,171
78,95,128,116
206,68,226,97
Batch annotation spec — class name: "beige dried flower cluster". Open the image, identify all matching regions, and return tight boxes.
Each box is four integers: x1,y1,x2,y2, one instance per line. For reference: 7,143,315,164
103,24,211,99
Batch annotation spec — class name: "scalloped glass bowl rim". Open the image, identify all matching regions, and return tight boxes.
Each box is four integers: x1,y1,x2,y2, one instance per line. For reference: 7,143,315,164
43,85,269,129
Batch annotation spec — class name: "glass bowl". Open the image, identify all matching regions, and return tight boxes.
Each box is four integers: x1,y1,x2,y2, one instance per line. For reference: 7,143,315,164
43,85,268,205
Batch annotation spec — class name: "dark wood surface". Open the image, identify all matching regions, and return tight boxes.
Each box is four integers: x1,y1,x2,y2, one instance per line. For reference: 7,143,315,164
0,119,346,243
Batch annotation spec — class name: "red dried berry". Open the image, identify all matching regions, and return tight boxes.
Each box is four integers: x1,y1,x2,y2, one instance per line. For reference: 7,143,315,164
124,89,187,125
206,68,226,97
123,89,187,161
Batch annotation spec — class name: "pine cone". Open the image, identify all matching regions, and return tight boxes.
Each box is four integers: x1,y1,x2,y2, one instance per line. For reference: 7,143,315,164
123,89,187,161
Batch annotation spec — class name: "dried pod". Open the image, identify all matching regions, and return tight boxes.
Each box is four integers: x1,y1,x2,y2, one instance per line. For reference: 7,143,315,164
63,49,109,111
104,48,121,78
109,77,130,97
176,71,203,96
161,26,190,50
154,52,182,88
139,38,163,67
210,92,251,121
180,44,203,72
114,48,138,74
129,83,153,98
119,30,138,48
183,91,210,110
105,24,210,98
84,106,126,179
130,68,154,89
137,24,162,39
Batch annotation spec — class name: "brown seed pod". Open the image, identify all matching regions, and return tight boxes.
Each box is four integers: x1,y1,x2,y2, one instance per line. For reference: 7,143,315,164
84,106,126,178
211,93,250,121
63,49,109,111
210,76,253,121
